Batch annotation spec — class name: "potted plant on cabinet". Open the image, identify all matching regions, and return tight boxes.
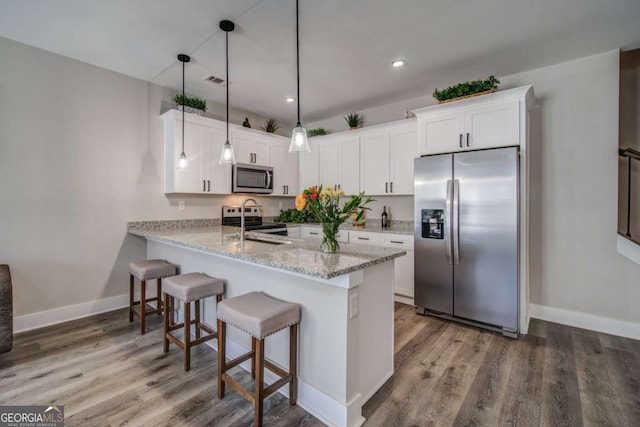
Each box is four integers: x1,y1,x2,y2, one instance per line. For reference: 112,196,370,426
344,112,365,130
432,75,500,104
262,118,280,133
174,94,207,115
308,127,329,137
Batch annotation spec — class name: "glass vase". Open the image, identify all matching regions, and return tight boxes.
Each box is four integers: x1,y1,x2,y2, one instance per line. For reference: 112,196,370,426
321,222,340,253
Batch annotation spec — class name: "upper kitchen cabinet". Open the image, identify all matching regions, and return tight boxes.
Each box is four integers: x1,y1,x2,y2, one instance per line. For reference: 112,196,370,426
299,140,319,190
231,128,271,165
270,139,299,196
161,110,231,194
317,136,360,194
360,123,417,195
413,85,534,155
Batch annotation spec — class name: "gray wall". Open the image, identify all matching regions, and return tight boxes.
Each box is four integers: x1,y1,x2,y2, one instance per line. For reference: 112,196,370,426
0,36,289,317
311,50,640,325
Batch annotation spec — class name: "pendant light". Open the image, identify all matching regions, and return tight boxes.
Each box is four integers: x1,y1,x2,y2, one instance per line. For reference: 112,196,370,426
289,0,310,153
219,20,237,164
177,54,190,168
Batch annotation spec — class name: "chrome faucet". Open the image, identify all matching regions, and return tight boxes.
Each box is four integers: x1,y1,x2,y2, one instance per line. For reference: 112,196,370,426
240,198,258,242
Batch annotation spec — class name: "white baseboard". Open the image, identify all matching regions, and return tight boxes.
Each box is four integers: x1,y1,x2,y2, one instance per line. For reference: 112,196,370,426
529,303,640,340
617,234,640,266
394,294,414,306
14,294,130,334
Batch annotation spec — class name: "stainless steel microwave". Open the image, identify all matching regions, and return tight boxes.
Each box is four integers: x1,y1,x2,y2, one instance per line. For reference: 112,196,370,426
232,163,273,194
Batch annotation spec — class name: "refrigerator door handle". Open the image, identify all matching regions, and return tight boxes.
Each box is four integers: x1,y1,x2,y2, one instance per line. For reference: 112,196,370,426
453,179,460,265
445,179,453,265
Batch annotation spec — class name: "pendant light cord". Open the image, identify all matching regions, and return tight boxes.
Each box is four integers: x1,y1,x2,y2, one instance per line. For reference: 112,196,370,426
226,30,230,142
296,0,301,127
182,58,185,154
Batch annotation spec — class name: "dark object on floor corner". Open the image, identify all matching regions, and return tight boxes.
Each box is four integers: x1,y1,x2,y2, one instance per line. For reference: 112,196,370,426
242,117,251,128
0,264,13,353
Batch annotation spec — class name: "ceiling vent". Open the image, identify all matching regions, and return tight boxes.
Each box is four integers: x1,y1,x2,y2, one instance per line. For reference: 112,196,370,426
203,74,225,85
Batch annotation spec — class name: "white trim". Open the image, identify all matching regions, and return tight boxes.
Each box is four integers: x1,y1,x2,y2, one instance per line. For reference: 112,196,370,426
529,303,640,340
617,234,640,266
14,294,130,333
394,294,414,306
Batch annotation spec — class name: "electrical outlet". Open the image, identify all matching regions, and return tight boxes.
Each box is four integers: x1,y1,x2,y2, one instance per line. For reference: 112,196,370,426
178,200,185,211
349,293,359,319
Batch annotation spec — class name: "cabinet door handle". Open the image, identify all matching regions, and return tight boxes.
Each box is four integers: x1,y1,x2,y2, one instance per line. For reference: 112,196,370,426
253,153,257,163
390,240,404,244
390,182,393,193
358,237,370,241
203,180,206,192
466,133,470,147
385,182,388,193
309,232,319,235
459,134,463,148
285,185,288,194
207,180,211,192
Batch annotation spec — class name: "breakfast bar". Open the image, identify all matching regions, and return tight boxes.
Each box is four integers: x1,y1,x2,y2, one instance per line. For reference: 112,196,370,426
128,224,406,427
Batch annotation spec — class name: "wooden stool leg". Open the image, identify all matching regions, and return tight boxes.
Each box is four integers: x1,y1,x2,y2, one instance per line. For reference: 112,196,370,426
195,300,201,339
157,278,162,315
254,338,265,427
289,324,298,405
140,280,147,334
129,275,134,322
217,319,226,399
251,337,256,379
163,292,170,353
184,301,191,371
170,296,175,325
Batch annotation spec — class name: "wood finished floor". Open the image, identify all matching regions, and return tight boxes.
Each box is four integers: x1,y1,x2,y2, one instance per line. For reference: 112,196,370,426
1,303,639,426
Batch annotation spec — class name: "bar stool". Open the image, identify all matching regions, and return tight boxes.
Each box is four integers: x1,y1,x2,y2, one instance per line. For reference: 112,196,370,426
128,259,177,334
217,291,301,427
163,272,224,371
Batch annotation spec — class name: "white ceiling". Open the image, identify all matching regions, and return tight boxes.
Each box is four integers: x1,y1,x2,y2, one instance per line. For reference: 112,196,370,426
1,0,639,124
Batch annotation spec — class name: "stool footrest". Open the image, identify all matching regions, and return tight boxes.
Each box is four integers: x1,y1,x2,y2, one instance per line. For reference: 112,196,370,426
225,351,254,371
166,333,185,350
190,333,217,347
222,373,255,404
264,360,287,378
264,373,293,399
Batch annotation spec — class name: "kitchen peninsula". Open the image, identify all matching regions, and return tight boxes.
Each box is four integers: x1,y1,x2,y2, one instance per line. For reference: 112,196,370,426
128,222,406,427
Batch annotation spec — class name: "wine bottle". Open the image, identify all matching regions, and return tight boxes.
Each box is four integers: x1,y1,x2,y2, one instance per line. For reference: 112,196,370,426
381,206,389,229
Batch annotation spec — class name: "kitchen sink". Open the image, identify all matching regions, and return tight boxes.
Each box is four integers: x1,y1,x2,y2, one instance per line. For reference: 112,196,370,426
245,236,291,245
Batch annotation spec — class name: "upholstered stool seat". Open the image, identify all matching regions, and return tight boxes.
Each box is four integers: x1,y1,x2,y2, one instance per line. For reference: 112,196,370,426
128,259,178,334
217,292,301,427
163,273,224,371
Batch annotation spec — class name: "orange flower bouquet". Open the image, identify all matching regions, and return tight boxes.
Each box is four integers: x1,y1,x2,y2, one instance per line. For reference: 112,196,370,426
295,185,374,253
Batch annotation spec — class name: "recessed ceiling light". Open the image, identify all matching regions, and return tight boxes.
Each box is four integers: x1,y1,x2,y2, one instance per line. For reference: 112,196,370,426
391,59,405,68
285,96,296,103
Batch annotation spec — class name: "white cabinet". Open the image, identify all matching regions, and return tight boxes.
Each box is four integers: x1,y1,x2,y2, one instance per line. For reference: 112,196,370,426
360,126,417,195
300,226,348,243
348,230,380,245
299,141,319,190
318,136,360,194
270,140,299,196
382,235,414,297
414,90,524,155
162,110,231,194
232,129,271,165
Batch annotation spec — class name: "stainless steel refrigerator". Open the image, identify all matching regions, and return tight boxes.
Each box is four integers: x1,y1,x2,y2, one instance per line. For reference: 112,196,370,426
414,147,519,336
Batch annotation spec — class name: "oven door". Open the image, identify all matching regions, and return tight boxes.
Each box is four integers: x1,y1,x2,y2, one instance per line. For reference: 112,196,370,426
233,163,273,194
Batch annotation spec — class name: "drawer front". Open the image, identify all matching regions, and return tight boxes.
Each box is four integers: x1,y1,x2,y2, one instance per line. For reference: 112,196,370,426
349,231,381,245
301,226,348,243
382,235,414,250
301,227,322,239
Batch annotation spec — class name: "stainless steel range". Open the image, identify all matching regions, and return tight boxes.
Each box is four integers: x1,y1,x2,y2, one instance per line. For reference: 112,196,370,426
221,205,288,235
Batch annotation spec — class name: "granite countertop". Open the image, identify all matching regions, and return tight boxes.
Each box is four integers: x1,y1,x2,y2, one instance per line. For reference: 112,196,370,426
128,225,406,280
